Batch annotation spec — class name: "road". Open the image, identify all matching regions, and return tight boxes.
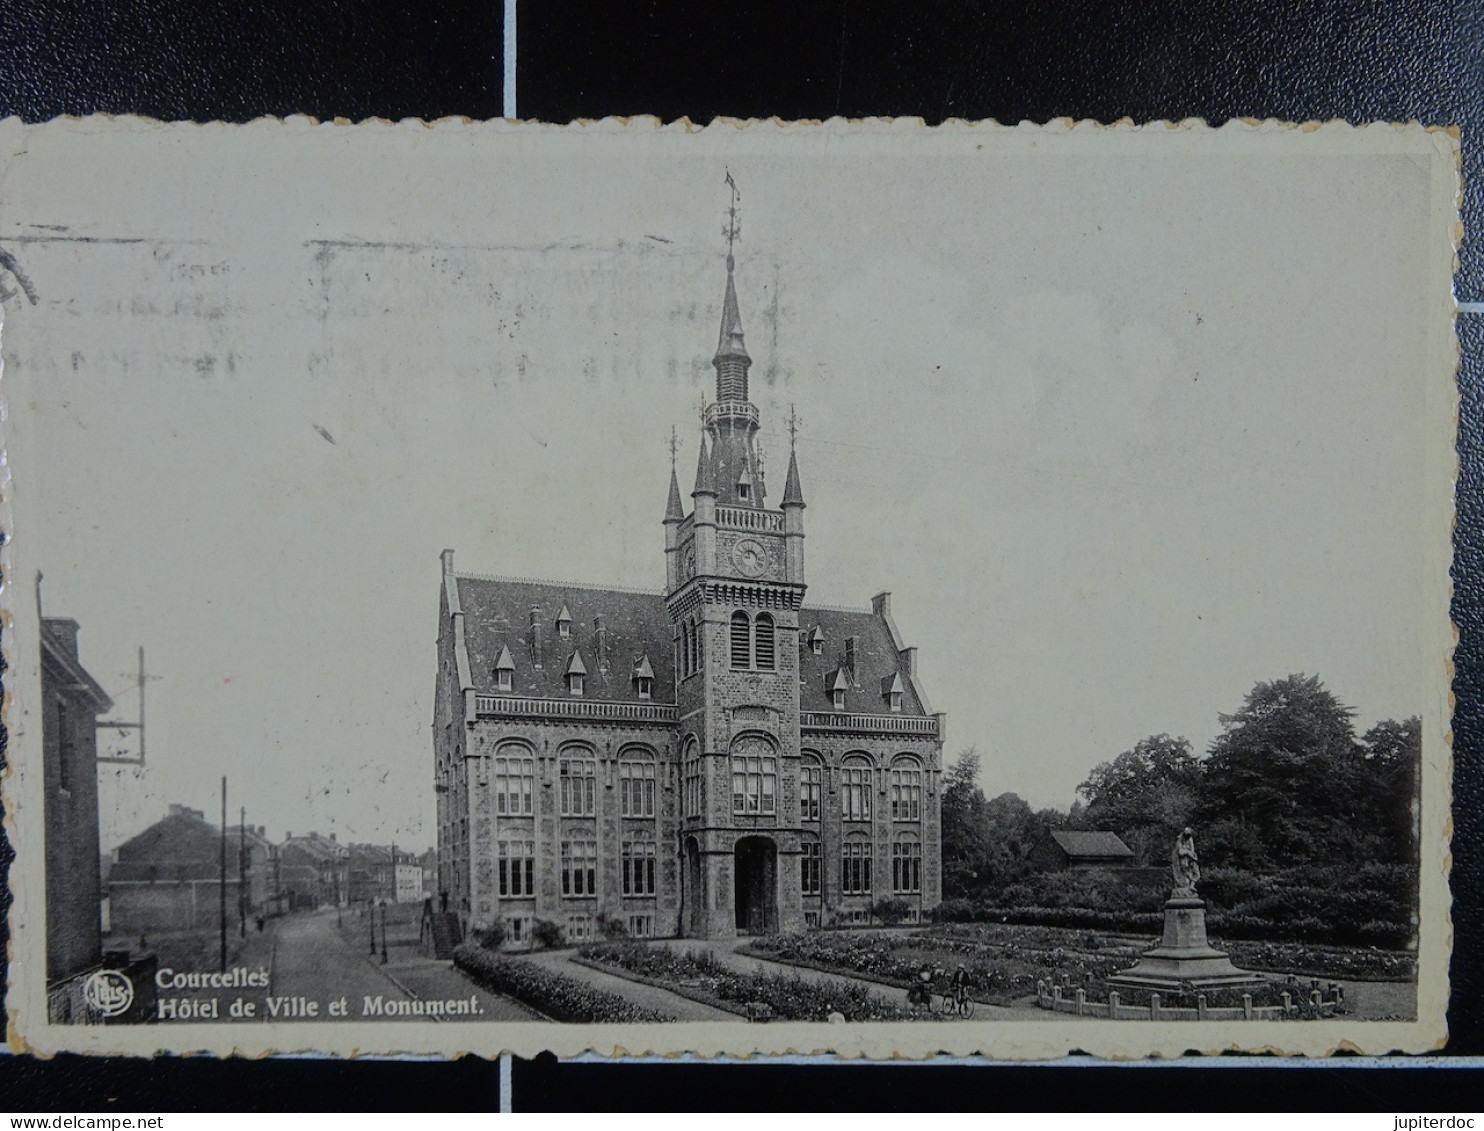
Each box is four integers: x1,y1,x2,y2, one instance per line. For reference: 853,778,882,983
270,909,543,1022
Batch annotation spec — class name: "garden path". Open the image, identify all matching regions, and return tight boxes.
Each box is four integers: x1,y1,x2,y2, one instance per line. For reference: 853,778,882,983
523,947,735,1021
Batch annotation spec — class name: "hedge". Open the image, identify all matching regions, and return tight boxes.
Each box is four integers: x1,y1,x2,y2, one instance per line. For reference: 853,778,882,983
452,943,673,1023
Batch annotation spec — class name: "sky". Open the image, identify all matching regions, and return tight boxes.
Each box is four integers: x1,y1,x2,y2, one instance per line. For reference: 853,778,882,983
0,121,1453,851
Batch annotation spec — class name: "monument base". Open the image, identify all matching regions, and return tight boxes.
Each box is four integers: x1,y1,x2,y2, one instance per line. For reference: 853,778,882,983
1106,897,1265,994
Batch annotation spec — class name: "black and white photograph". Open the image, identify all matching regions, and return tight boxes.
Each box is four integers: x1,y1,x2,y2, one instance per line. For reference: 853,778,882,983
0,117,1457,1059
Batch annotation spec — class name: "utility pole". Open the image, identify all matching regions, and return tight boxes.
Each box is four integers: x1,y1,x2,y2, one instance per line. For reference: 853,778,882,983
219,776,228,973
239,806,247,939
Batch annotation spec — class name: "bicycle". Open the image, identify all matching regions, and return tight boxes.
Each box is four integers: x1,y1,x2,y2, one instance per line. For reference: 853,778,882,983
944,983,975,1019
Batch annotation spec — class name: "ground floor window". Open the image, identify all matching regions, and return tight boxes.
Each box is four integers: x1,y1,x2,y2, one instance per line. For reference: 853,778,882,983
561,840,597,896
892,840,922,894
622,841,657,896
627,913,654,938
800,840,821,896
508,915,531,943
842,841,872,896
567,914,593,942
804,910,821,929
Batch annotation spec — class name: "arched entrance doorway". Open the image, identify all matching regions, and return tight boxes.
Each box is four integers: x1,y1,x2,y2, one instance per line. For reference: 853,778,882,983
733,836,778,935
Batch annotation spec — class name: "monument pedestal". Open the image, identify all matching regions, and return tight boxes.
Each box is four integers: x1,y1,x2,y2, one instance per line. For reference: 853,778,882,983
1106,897,1264,993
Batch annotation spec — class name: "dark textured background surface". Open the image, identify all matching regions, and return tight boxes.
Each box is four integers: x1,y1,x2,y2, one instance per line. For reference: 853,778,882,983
0,0,1477,1111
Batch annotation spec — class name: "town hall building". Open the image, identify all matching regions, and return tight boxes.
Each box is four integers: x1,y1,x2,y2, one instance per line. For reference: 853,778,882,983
432,228,944,943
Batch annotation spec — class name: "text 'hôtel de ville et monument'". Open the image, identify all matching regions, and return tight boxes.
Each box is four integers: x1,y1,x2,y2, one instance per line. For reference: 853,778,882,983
432,194,945,946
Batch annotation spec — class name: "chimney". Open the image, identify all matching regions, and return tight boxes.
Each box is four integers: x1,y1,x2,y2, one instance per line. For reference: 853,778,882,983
872,592,891,617
844,636,858,682
42,618,81,659
529,607,544,669
594,615,609,672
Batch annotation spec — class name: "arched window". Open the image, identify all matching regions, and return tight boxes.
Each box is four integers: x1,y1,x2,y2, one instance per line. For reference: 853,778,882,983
842,836,873,895
619,748,657,818
841,755,873,821
730,611,751,668
691,616,702,673
559,748,597,816
493,742,535,816
682,738,703,818
754,613,775,670
892,835,922,894
679,622,690,678
890,756,923,821
800,755,824,822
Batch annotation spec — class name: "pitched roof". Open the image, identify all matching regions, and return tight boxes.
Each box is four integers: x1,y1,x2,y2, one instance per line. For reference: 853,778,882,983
456,576,676,703
1047,830,1136,859
453,576,931,718
796,607,928,717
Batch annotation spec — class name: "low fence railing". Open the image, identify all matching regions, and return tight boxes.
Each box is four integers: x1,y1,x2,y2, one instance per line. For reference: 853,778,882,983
474,695,678,724
1035,980,1340,1022
801,712,939,736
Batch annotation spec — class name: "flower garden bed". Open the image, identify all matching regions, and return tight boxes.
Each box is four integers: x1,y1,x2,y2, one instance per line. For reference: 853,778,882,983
577,942,910,1022
742,928,1137,1007
452,943,672,1023
738,922,1414,1008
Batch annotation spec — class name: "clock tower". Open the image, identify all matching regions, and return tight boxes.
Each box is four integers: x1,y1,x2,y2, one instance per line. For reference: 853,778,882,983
664,196,809,938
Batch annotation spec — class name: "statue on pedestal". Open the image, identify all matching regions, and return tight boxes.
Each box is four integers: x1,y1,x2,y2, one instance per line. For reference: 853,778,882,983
1170,827,1200,897
1107,823,1261,996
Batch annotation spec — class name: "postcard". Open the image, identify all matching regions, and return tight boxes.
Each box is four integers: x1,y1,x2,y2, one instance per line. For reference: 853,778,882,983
0,117,1457,1058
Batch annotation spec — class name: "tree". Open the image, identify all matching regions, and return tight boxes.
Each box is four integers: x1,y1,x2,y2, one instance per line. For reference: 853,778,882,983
1197,674,1360,868
1077,734,1200,864
1357,716,1422,864
940,748,991,898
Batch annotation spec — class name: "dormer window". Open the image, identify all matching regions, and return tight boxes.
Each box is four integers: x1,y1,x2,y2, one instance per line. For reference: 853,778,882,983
827,667,849,712
565,649,587,697
493,644,515,694
882,672,904,713
556,604,573,640
808,626,825,656
632,652,656,701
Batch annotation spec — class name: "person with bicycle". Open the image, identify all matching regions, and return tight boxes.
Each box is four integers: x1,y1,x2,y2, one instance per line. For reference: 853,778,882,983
908,963,935,1014
948,963,975,1017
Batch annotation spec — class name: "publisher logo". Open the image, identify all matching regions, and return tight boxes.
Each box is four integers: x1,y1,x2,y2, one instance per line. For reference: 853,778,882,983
82,970,134,1018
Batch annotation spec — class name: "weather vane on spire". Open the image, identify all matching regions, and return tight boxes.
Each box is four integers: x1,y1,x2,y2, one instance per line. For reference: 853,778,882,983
787,404,800,449
669,425,679,468
723,170,740,269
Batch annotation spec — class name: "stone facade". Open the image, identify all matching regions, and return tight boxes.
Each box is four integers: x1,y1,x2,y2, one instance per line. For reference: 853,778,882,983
434,243,944,942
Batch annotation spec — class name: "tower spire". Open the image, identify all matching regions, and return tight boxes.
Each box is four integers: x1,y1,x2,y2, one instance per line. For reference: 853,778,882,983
714,172,751,401
664,427,685,522
782,405,805,509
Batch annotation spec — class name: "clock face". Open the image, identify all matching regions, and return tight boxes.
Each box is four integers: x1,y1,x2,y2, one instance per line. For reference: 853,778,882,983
732,537,767,577
683,548,696,578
